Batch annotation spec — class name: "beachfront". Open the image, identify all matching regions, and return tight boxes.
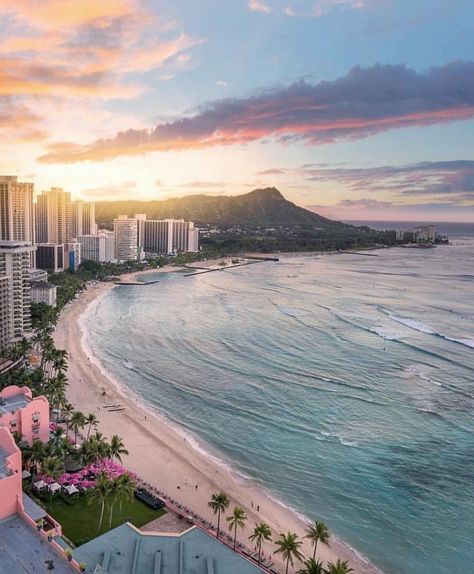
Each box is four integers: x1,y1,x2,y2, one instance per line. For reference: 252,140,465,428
53,265,381,574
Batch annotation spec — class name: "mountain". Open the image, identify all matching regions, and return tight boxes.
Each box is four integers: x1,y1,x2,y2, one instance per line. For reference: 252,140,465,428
95,187,349,229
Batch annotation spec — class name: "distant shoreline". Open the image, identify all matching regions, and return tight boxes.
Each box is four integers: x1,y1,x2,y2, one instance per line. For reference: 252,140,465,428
54,257,383,574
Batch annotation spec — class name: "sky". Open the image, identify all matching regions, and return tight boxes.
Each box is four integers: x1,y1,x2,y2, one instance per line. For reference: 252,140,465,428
1,0,474,222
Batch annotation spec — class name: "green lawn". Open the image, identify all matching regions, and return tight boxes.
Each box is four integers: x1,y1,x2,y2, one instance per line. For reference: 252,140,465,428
44,494,166,546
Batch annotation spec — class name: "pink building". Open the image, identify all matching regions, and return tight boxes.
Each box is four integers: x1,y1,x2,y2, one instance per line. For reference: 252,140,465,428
0,385,50,444
0,426,22,519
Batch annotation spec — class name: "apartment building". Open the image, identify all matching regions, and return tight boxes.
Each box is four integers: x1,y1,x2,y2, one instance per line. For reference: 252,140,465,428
0,241,34,342
0,175,36,267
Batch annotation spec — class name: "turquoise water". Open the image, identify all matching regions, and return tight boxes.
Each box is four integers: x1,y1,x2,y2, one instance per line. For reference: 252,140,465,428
85,239,474,574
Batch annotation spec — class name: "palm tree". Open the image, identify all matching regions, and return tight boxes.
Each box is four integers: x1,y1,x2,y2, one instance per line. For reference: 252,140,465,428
23,440,45,484
108,477,120,529
45,374,67,419
325,559,353,574
89,473,111,533
208,491,230,539
249,522,272,564
116,473,136,523
226,506,247,550
51,348,68,377
85,413,99,440
49,427,68,458
109,435,128,462
297,558,325,574
305,521,330,560
274,532,304,574
42,456,63,504
70,411,86,445
63,402,74,438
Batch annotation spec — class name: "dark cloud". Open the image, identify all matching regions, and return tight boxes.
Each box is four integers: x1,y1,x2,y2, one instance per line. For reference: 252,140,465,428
38,61,474,163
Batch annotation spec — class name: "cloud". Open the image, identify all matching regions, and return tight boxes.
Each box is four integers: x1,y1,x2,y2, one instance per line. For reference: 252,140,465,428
248,0,272,13
336,198,394,208
0,1,202,101
178,181,226,188
283,0,371,17
256,168,289,175
38,61,474,163
299,160,474,201
81,180,137,198
216,80,229,87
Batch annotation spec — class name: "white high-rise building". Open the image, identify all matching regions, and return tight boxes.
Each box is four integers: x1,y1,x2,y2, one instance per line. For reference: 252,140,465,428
35,188,73,245
0,241,35,343
0,176,36,267
71,200,97,237
79,231,115,262
114,216,138,261
31,282,57,306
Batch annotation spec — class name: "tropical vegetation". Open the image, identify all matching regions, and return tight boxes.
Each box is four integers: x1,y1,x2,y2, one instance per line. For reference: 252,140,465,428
305,520,331,560
274,532,304,574
208,491,230,539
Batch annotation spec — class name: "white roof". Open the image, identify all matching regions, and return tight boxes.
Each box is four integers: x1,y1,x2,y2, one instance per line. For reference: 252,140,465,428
48,482,61,492
34,480,46,489
22,469,31,479
64,484,79,494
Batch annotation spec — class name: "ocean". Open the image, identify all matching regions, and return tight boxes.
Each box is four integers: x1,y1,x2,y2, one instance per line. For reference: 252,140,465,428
84,231,474,574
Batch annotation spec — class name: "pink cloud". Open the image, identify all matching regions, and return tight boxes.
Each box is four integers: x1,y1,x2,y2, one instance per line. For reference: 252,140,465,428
38,61,474,163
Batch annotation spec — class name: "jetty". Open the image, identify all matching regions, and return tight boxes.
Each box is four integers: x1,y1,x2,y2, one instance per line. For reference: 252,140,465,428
114,279,160,285
185,257,278,277
339,251,379,257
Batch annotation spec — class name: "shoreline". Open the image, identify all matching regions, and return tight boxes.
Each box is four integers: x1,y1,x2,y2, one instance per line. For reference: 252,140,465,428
54,263,383,574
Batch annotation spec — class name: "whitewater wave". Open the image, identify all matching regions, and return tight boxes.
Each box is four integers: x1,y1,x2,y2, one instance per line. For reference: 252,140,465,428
443,337,474,349
387,314,434,334
278,306,304,317
385,312,474,350
370,326,403,341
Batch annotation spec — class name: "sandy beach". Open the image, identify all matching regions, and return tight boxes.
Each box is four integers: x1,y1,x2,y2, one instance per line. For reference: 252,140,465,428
53,263,382,574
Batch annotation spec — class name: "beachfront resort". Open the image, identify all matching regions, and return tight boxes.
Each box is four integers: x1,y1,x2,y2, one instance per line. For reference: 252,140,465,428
0,303,352,574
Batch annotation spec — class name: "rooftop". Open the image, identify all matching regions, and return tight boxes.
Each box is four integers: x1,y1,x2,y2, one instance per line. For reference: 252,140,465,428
0,393,29,416
23,493,48,522
31,281,55,290
0,515,75,574
0,446,7,478
74,523,264,574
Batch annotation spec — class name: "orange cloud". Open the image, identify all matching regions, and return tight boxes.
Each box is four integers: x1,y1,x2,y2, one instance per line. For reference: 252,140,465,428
1,0,135,29
0,1,201,102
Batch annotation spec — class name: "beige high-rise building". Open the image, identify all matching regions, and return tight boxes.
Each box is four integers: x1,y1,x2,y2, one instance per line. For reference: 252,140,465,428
0,241,34,343
35,188,72,245
0,176,36,267
114,216,138,261
139,217,199,255
0,274,11,349
71,199,97,237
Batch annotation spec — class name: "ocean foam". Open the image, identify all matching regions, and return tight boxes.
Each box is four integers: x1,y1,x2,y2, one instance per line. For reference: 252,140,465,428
388,314,434,334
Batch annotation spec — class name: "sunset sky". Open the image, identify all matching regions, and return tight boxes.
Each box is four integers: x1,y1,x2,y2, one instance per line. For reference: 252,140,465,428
1,0,473,221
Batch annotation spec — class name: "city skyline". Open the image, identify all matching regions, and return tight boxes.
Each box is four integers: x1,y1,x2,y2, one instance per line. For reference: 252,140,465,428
1,1,473,221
